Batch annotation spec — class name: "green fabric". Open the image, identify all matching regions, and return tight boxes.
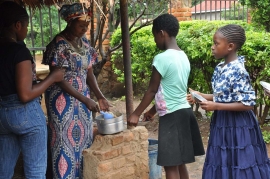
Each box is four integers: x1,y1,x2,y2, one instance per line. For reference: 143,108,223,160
153,49,191,116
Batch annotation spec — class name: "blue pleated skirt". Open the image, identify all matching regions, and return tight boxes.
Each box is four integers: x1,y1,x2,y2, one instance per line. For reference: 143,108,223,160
202,110,270,179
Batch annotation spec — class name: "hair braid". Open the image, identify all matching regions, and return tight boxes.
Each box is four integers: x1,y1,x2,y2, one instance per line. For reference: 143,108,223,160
217,24,246,50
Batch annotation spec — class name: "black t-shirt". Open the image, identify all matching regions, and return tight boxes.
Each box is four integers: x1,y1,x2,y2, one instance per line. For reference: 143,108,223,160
0,42,34,96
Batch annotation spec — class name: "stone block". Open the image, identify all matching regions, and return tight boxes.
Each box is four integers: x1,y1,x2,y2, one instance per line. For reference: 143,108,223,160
125,154,136,164
140,132,148,140
123,165,135,177
122,145,132,155
140,140,148,151
124,131,134,142
95,148,120,161
111,135,124,146
97,161,113,174
112,157,126,170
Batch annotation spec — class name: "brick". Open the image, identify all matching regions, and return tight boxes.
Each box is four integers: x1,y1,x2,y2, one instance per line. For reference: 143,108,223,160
177,17,189,21
95,148,120,161
177,7,190,12
184,12,192,17
124,132,134,142
122,166,135,176
111,135,124,146
110,171,122,179
173,12,185,17
112,157,126,170
122,145,132,155
125,154,136,164
140,141,148,151
140,132,148,140
97,161,113,174
140,172,150,179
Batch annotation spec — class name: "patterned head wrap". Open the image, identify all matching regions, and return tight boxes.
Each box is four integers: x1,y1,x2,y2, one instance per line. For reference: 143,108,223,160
59,3,92,22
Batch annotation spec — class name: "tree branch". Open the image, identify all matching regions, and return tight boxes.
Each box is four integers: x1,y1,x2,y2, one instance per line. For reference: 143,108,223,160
129,6,147,31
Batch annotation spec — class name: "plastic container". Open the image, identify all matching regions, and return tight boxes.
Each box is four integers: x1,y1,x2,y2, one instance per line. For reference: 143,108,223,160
148,139,162,179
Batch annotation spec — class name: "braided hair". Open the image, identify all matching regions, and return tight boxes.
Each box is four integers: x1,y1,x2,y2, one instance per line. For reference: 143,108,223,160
0,1,29,35
152,13,179,37
216,24,246,50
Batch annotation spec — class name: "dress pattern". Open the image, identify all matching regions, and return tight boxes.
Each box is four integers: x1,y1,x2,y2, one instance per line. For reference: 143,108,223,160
202,56,270,179
42,35,97,179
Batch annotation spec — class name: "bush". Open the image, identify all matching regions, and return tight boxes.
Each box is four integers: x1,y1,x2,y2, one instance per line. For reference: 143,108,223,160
110,20,270,123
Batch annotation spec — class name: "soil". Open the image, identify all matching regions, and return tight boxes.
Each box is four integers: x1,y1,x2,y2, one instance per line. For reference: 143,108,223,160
12,96,270,178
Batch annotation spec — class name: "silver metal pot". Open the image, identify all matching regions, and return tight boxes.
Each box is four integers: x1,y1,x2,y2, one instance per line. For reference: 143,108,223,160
94,113,124,135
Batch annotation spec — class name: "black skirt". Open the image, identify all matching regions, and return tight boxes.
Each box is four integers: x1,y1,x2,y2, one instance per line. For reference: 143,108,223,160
157,108,205,166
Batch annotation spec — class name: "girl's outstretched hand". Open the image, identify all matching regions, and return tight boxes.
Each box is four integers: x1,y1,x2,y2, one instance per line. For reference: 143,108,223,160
127,113,140,127
187,93,195,104
264,88,270,97
199,101,217,111
142,110,155,122
187,88,201,104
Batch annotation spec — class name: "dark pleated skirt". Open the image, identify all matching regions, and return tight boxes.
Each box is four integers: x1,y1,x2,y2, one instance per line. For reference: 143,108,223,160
157,108,205,166
202,110,270,179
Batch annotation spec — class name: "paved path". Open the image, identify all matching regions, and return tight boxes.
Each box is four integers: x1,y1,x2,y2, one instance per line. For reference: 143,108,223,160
161,155,205,179
187,155,205,179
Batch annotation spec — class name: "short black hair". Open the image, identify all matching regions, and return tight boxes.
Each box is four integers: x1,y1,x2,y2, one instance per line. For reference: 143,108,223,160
152,13,179,37
217,24,246,50
0,1,29,33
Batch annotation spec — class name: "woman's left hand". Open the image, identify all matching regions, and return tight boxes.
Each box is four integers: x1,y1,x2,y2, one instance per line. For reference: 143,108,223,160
199,101,217,111
97,98,110,111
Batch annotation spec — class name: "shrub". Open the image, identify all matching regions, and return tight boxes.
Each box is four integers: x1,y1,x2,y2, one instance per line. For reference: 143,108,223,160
110,20,270,123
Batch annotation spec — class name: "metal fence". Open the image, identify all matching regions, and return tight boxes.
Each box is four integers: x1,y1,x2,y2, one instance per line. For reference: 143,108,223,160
192,0,249,21
26,0,249,59
26,6,65,60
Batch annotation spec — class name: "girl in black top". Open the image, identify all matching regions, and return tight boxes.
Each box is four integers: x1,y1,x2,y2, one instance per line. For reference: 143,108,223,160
0,2,64,178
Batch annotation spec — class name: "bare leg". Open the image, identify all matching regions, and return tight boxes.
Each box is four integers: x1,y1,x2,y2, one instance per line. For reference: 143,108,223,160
178,164,189,179
164,166,180,179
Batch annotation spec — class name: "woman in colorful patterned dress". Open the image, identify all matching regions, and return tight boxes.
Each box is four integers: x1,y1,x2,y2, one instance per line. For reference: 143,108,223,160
188,24,270,178
42,3,110,179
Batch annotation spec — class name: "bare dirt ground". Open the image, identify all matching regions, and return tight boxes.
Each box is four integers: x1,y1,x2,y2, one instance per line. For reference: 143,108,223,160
12,96,270,179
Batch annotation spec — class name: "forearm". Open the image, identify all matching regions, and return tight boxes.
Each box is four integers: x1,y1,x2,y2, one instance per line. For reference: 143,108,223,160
18,76,55,102
87,70,105,100
57,80,88,103
133,90,156,116
148,105,156,115
215,102,254,111
201,93,214,101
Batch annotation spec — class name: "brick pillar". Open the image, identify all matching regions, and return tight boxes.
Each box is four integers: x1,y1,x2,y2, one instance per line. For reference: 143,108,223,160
83,126,149,179
170,0,192,21
247,9,252,23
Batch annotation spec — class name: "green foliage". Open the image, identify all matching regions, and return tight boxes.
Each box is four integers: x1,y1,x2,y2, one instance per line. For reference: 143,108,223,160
221,4,248,20
240,0,270,32
111,26,160,93
128,0,169,20
110,20,270,123
25,6,66,49
262,130,270,144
